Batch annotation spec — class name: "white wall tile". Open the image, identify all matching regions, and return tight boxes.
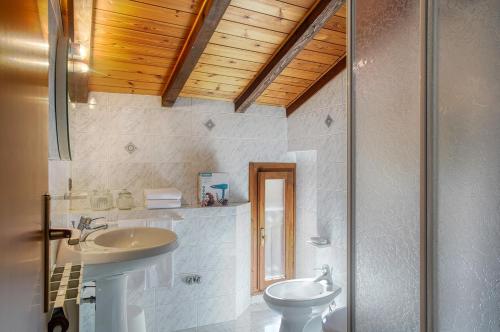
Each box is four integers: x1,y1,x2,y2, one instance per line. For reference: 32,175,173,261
155,275,197,306
316,134,347,164
235,210,251,317
173,244,198,274
197,269,235,299
173,218,200,246
153,136,195,163
148,108,192,136
151,162,194,205
296,232,316,278
108,134,154,163
287,70,347,303
197,295,235,326
70,103,108,134
71,161,107,192
197,216,235,244
70,132,109,162
49,160,71,194
197,243,235,272
317,161,347,192
191,111,234,138
108,107,149,134
156,300,197,332
108,162,152,206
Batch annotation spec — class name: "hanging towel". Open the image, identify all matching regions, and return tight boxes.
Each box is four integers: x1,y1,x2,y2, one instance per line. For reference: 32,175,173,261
144,188,182,200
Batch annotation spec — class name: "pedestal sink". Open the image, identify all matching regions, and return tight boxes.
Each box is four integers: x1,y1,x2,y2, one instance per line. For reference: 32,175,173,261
57,226,178,332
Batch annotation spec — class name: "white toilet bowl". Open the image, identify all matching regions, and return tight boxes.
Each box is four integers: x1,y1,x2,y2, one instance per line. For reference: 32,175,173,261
322,306,347,332
263,279,341,332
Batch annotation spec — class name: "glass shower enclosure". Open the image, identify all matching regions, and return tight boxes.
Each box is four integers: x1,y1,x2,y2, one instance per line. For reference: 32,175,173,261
349,0,499,331
431,0,500,330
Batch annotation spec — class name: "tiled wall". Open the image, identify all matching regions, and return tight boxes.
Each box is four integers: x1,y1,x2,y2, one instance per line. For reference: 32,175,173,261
287,70,348,306
293,150,318,278
48,93,287,331
49,81,348,329
66,92,289,208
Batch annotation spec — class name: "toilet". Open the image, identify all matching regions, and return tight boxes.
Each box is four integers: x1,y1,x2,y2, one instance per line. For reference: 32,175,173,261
322,306,347,332
263,279,341,332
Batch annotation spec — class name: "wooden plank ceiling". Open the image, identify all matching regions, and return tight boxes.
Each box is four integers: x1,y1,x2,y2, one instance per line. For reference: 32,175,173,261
88,0,346,109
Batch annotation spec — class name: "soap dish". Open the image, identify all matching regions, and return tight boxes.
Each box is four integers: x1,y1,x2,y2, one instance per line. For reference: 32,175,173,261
307,236,330,248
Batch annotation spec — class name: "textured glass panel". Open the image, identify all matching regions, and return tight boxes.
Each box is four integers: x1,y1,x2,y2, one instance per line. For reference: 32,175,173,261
264,179,285,280
433,0,500,330
353,0,421,330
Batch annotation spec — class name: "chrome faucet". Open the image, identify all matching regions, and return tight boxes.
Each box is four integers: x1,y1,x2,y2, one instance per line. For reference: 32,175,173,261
314,264,333,286
73,216,108,242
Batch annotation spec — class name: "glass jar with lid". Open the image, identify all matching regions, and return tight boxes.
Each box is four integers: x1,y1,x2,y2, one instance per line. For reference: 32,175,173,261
116,189,134,210
90,189,114,211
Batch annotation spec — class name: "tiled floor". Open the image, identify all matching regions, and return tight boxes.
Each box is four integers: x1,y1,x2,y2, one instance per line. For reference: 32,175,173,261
178,303,281,332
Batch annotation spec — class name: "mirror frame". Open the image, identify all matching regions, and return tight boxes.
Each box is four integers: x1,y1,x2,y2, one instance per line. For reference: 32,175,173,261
54,34,71,160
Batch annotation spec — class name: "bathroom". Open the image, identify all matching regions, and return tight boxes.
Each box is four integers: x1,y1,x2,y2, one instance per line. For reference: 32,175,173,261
1,0,499,332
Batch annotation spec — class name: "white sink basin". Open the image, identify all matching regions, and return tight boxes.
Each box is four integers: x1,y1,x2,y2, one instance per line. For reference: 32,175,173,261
57,226,178,280
93,227,175,250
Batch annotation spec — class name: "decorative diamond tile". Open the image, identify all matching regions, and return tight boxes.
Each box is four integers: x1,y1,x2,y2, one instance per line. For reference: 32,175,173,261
124,142,138,154
204,119,215,130
325,115,333,128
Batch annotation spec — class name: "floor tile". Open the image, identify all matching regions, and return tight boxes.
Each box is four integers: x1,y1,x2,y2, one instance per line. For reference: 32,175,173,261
177,303,281,332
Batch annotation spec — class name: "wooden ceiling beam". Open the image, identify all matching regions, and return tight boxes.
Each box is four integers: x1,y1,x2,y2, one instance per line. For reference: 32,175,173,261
286,56,346,116
234,0,344,113
161,0,231,107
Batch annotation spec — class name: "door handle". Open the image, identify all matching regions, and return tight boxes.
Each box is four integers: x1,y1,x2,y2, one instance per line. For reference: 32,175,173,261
260,227,265,245
49,228,72,240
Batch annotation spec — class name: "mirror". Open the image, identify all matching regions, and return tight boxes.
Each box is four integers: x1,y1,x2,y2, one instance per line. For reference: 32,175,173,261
48,1,88,160
54,34,71,160
48,0,74,161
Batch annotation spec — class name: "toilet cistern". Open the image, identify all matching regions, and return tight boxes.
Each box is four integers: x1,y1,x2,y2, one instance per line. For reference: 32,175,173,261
314,264,334,286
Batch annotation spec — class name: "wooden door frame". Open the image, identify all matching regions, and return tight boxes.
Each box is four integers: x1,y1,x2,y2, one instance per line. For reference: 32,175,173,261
249,162,296,294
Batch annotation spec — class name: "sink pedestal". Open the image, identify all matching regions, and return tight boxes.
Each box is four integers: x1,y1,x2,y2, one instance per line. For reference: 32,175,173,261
95,274,128,332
